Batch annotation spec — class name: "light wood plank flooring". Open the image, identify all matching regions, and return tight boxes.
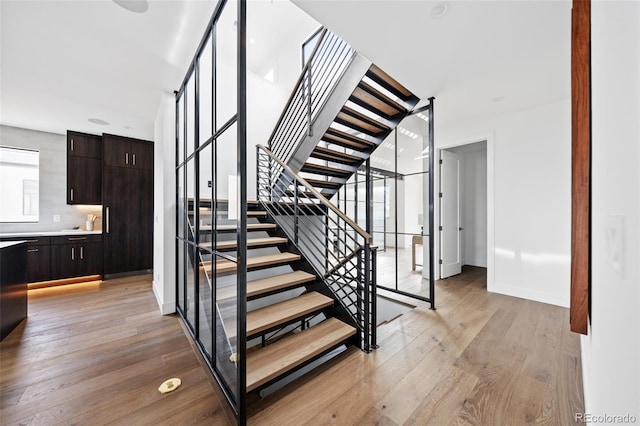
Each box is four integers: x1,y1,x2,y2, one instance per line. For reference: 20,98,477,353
0,276,234,426
0,268,584,425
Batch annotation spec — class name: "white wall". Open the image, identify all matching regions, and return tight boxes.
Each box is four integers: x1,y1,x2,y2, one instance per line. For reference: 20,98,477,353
0,125,102,234
437,98,571,307
581,1,640,421
152,92,176,315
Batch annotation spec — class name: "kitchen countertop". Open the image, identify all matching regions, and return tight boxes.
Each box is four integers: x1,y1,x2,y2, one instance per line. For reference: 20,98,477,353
0,230,103,238
0,241,26,249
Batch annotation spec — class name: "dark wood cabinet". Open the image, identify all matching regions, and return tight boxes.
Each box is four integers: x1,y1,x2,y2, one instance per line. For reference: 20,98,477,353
67,131,102,205
103,135,153,275
103,134,153,170
50,235,103,280
0,237,51,283
0,242,28,341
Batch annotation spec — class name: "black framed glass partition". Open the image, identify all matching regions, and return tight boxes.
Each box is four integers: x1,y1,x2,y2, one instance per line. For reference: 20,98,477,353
333,103,435,306
175,0,248,421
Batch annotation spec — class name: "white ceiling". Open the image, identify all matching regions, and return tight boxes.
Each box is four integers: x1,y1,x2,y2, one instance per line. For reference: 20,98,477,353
293,0,571,133
1,0,571,142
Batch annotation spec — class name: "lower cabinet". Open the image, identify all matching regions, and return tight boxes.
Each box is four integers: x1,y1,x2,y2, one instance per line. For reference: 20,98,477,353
50,235,103,280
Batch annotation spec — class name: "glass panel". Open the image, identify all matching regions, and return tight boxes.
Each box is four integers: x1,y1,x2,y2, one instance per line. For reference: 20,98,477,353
372,176,387,249
215,123,237,224
186,242,196,330
0,147,39,223
215,254,238,401
177,94,185,166
177,241,185,313
199,33,213,145
186,74,195,157
178,165,185,239
198,143,213,248
198,245,213,359
215,0,237,129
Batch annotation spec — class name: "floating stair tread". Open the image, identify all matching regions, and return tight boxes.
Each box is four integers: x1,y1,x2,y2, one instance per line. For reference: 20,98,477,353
311,146,363,165
206,252,301,274
246,291,333,337
246,317,356,392
303,178,342,189
336,106,389,136
247,270,316,298
351,83,406,117
301,163,352,178
366,64,413,99
200,223,277,232
325,128,375,149
201,236,288,250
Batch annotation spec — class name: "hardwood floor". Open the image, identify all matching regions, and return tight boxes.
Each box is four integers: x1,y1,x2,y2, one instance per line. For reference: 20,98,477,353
0,276,234,426
0,268,584,425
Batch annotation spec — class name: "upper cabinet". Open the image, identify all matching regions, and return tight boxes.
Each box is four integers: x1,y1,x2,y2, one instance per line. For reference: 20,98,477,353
67,131,102,205
103,134,153,170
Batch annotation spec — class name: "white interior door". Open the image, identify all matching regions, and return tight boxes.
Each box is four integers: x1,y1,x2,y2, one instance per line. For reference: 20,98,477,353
440,149,462,278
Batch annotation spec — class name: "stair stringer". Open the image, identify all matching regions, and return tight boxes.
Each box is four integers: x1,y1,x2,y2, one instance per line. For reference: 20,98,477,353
287,53,373,173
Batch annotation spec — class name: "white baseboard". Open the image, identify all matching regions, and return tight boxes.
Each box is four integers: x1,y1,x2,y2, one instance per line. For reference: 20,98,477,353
489,282,569,307
152,280,176,315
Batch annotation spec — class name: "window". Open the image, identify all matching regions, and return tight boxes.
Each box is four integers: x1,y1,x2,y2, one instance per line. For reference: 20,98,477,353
0,146,39,222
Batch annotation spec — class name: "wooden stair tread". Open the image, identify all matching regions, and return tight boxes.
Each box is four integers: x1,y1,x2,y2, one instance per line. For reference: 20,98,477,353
351,82,406,118
303,178,342,189
323,128,375,152
246,291,333,337
311,146,362,165
200,223,277,232
366,64,413,99
246,317,356,392
336,106,389,136
204,252,301,274
301,163,352,178
200,236,288,250
247,270,316,298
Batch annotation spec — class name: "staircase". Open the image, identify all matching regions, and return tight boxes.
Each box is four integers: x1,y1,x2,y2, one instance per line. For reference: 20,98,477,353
189,199,358,396
269,28,420,199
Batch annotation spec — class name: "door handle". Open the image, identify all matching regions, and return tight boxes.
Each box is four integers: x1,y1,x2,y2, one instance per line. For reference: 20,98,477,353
133,153,136,166
68,237,87,241
126,152,129,165
27,248,39,253
70,138,74,151
106,207,110,234
71,247,75,261
70,188,74,201
80,246,84,260
459,227,464,231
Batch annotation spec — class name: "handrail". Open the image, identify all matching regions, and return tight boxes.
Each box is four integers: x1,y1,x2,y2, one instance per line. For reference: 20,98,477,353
257,145,377,351
257,144,372,243
266,27,328,147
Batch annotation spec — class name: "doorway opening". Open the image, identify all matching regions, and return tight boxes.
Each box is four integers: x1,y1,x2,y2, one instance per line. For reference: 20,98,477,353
439,141,488,279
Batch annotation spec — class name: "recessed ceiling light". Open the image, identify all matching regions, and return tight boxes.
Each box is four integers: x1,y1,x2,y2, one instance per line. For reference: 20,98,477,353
88,118,109,125
431,2,449,19
250,38,256,45
113,0,149,14
492,96,505,103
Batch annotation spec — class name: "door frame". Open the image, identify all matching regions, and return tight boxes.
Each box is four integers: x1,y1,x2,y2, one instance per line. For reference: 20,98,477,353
434,133,494,290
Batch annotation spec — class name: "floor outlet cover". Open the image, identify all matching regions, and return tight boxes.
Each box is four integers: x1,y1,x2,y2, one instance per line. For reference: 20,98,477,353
158,378,182,393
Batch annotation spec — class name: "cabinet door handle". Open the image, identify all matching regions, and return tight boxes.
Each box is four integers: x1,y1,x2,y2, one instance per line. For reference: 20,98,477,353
70,188,74,201
71,138,74,151
68,237,86,241
133,153,136,166
80,246,84,260
71,247,75,261
106,207,110,234
25,239,39,243
27,248,39,253
126,152,129,165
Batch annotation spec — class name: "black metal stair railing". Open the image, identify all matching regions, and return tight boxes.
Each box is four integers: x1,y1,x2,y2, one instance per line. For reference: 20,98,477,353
256,144,377,352
268,27,355,164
